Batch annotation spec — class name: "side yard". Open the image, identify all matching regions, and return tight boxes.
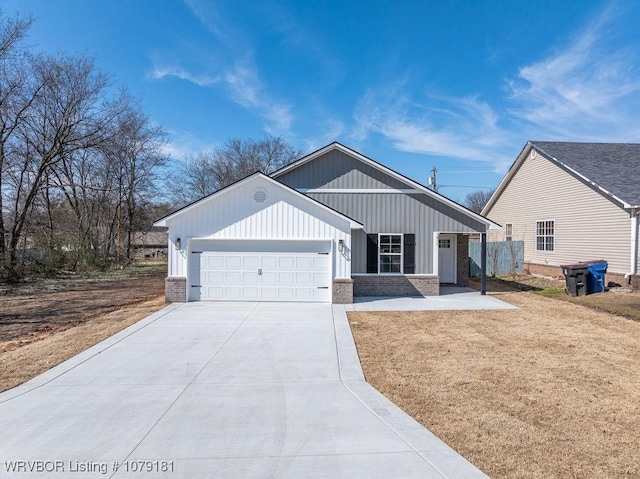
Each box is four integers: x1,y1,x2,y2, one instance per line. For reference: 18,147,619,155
349,289,640,478
0,261,167,392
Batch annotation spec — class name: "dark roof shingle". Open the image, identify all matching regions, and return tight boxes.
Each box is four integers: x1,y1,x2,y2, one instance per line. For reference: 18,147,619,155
531,141,640,206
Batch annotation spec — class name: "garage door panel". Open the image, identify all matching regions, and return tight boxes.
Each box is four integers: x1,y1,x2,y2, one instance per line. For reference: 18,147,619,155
226,271,242,283
261,272,277,284
192,248,331,303
243,256,259,268
296,257,312,268
279,257,295,268
261,256,277,268
243,272,259,283
226,256,242,268
295,289,313,300
206,256,225,268
278,272,294,283
204,271,224,284
296,272,312,283
242,287,259,300
260,288,277,300
278,288,294,300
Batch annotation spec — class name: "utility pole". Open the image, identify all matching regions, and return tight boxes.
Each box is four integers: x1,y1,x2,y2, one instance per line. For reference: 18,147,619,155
428,166,438,192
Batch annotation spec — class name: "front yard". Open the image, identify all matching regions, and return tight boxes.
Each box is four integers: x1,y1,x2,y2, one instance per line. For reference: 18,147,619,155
349,289,640,478
0,261,167,392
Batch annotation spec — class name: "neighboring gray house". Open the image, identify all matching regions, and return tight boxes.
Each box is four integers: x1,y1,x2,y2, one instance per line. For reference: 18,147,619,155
483,141,640,288
155,142,498,303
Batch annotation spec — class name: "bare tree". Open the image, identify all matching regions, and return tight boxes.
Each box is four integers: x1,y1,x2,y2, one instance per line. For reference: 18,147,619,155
464,189,495,214
170,136,303,206
102,94,168,262
3,54,114,279
0,12,35,275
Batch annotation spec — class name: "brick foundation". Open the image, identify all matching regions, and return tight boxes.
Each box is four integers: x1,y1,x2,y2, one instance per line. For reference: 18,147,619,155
353,275,440,297
165,277,187,302
332,278,354,304
524,262,565,279
524,262,639,289
457,235,469,287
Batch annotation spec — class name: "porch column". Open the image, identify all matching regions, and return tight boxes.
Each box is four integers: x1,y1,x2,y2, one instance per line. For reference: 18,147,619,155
480,232,487,295
432,232,440,276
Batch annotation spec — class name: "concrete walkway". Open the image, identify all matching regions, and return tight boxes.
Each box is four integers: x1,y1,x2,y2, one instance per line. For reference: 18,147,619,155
0,302,489,478
347,287,518,311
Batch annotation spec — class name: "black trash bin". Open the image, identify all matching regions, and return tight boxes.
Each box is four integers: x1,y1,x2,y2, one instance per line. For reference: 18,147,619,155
585,260,608,293
561,263,589,296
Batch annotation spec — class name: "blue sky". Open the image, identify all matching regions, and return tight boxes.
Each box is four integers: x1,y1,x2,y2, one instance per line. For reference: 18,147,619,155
4,0,640,202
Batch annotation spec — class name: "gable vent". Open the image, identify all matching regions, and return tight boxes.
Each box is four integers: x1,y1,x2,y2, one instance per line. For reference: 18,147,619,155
253,188,267,203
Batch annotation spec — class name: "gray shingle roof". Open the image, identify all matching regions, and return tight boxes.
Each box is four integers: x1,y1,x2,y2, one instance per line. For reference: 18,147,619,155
531,141,640,207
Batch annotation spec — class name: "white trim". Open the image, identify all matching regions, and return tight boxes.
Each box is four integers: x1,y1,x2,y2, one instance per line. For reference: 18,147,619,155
154,172,364,229
535,219,555,252
351,273,439,277
504,223,513,241
631,209,639,275
273,142,499,231
437,233,457,283
378,233,403,274
189,236,335,242
298,188,421,194
432,232,440,276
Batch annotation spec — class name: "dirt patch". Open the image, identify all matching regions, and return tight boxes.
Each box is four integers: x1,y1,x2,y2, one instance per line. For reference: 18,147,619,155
0,295,166,393
0,263,166,350
470,274,640,322
0,261,167,392
349,292,640,478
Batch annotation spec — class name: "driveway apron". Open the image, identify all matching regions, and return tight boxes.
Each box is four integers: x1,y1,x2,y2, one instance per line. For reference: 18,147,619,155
0,302,487,478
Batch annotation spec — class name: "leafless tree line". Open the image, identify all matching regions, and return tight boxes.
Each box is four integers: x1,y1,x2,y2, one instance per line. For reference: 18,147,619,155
0,13,167,280
168,136,304,206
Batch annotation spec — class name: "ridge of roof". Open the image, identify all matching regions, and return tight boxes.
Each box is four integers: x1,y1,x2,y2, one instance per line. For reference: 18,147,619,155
272,142,499,230
483,141,640,215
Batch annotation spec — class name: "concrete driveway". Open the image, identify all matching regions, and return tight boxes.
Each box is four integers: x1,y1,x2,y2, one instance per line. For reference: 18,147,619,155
0,302,488,478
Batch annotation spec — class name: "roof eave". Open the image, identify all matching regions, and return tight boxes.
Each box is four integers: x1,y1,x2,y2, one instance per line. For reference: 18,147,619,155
275,142,498,232
152,171,364,230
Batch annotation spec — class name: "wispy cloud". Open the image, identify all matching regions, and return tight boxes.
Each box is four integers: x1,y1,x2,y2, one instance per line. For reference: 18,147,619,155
161,130,218,159
352,3,640,173
352,83,511,167
150,65,220,87
222,59,293,135
506,3,640,140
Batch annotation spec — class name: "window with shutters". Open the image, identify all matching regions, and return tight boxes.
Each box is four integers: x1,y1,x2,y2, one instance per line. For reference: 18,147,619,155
378,234,403,273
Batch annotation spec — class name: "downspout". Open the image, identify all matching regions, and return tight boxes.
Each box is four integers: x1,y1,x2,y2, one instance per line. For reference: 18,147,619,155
480,232,487,295
628,208,639,282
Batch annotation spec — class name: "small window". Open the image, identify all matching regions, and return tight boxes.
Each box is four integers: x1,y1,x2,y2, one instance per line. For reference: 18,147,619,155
505,223,513,242
438,238,451,249
536,220,554,251
379,234,402,273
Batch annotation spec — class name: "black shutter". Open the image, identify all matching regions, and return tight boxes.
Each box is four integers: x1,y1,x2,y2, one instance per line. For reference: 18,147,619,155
403,234,415,274
366,234,378,273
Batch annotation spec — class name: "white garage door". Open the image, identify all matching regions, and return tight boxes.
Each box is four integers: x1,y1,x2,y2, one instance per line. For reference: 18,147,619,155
189,251,331,302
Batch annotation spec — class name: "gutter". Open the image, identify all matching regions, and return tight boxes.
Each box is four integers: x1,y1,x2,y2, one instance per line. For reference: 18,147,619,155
629,207,639,281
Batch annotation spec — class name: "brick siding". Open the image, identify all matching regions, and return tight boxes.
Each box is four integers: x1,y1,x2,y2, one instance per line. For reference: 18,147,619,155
353,275,439,297
332,278,354,303
165,277,187,302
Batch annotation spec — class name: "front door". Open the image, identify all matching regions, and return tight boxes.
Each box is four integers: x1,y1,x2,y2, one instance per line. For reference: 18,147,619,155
438,234,457,284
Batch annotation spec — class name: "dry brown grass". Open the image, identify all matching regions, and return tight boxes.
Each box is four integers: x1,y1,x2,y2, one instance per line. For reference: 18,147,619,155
0,295,166,392
349,292,640,478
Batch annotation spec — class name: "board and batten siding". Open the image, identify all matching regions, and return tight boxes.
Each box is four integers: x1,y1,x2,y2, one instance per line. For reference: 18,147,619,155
306,192,485,274
276,149,410,190
165,176,352,279
485,150,631,273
